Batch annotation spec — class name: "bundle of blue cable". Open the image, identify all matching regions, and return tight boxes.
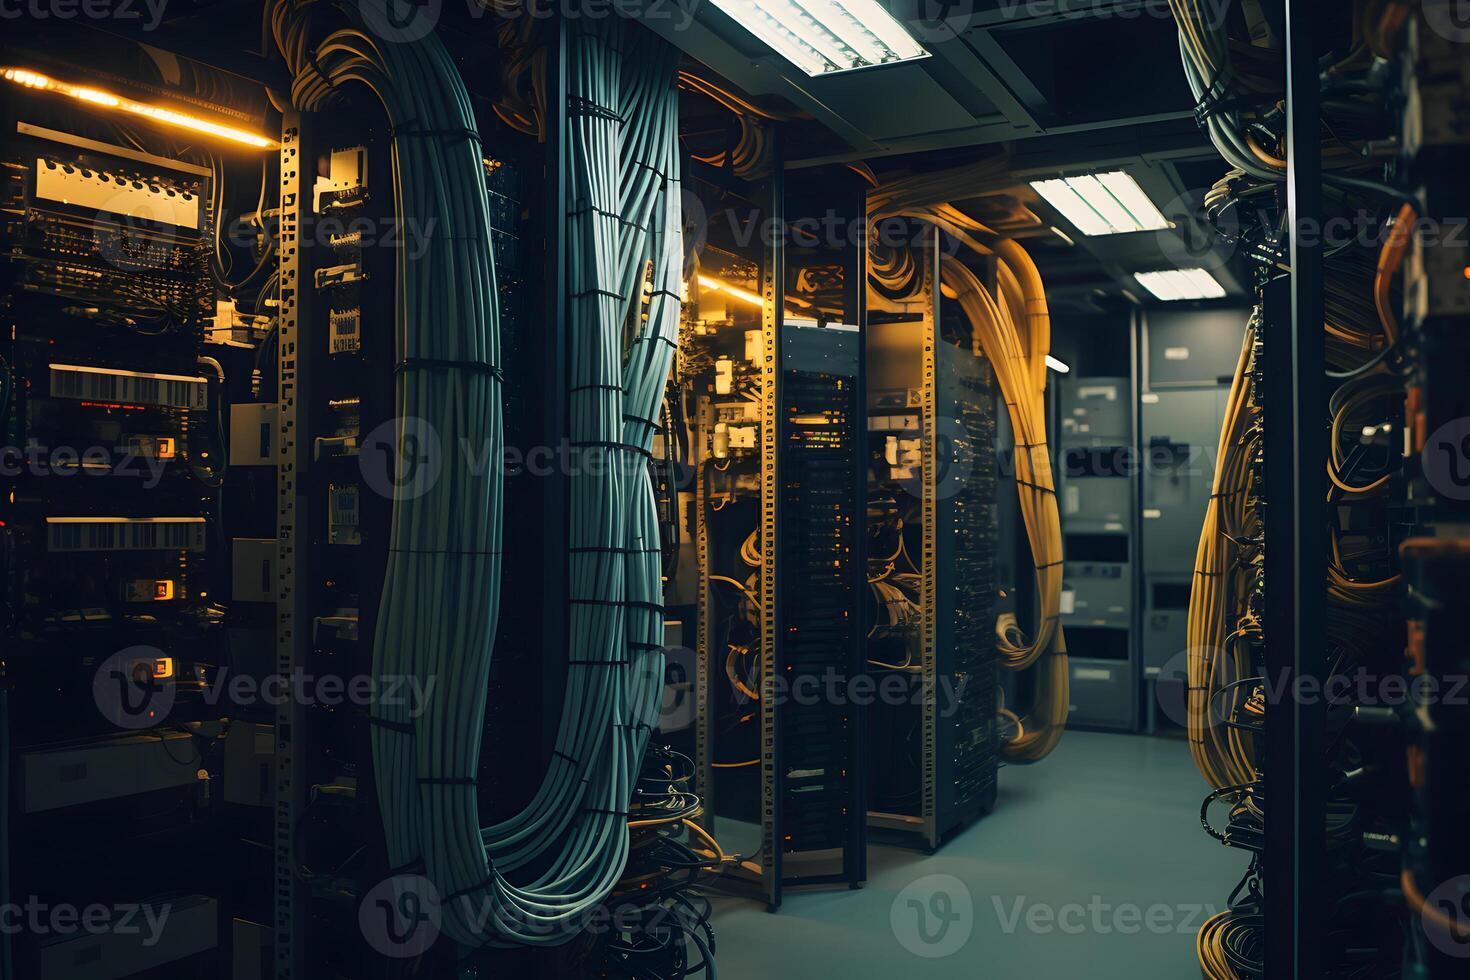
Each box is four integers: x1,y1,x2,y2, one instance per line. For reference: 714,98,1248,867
272,2,682,946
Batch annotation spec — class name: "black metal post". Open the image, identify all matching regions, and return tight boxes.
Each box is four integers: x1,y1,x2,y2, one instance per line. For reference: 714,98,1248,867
848,171,868,886
274,109,313,980
1264,2,1328,976
542,15,569,755
762,124,785,911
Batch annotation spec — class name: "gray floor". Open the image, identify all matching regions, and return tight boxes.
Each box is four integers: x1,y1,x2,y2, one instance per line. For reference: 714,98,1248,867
708,730,1243,978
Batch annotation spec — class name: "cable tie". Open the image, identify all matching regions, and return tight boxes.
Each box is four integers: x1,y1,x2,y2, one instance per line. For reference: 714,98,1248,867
570,597,624,608
304,49,339,93
570,286,630,302
567,203,623,222
396,357,503,380
368,716,415,735
1035,559,1063,570
391,124,482,147
444,876,499,902
646,288,682,303
1193,89,1278,128
568,439,653,459
551,749,579,766
629,641,664,652
385,858,426,877
570,383,624,394
627,600,665,613
566,96,625,124
389,547,503,556
630,159,673,181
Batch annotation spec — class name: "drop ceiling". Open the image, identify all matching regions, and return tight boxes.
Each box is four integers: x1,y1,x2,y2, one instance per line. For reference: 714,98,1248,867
639,0,1252,306
636,0,1201,164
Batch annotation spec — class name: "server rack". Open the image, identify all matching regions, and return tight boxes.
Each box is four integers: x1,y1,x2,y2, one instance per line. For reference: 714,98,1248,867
271,71,553,970
1398,10,1470,977
275,99,405,978
866,226,999,850
689,146,868,907
0,88,231,978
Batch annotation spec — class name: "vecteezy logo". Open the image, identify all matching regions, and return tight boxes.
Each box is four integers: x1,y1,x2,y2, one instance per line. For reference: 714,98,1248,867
1424,0,1470,43
890,873,974,958
892,415,978,504
360,416,444,501
1421,875,1470,956
905,0,975,45
658,644,696,733
93,646,176,729
1157,186,1238,274
680,186,709,270
94,190,182,274
1422,418,1470,502
360,874,442,958
1156,646,1235,730
359,0,442,44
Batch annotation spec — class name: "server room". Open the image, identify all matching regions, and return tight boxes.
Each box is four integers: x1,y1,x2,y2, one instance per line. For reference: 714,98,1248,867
0,1,1463,978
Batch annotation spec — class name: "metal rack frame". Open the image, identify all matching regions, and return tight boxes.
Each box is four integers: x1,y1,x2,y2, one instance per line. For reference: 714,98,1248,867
693,131,869,908
273,110,312,980
1262,4,1329,975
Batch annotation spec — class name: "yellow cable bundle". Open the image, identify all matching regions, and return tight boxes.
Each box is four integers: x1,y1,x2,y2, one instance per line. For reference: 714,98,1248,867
868,169,1066,762
939,249,1068,764
1186,316,1261,790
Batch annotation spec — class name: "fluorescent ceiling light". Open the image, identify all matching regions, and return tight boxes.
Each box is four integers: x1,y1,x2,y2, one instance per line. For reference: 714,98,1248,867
1029,171,1170,236
2,67,277,149
1045,355,1071,374
707,0,929,76
1134,268,1227,302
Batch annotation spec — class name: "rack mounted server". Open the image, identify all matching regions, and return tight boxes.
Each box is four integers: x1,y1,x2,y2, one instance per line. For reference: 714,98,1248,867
866,224,999,849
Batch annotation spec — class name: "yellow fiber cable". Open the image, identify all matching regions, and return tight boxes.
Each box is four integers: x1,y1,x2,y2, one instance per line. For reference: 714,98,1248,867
1186,317,1260,790
940,250,1068,764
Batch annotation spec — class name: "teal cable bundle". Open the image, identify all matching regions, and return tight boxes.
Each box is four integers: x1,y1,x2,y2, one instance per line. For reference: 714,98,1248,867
469,16,682,944
272,2,682,947
271,0,503,927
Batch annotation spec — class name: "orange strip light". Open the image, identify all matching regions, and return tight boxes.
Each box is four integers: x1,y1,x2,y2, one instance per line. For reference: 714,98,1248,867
2,67,277,149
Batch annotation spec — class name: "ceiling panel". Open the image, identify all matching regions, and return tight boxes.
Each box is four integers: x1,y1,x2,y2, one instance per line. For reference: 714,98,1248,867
814,65,981,141
633,0,1202,163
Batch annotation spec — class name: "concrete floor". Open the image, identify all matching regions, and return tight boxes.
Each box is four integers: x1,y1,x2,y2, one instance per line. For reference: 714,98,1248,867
707,730,1243,979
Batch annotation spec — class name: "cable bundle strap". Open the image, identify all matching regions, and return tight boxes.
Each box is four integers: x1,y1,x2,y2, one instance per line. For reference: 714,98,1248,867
395,357,503,379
